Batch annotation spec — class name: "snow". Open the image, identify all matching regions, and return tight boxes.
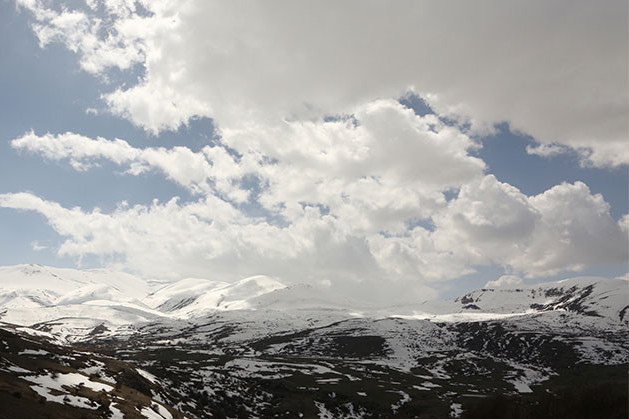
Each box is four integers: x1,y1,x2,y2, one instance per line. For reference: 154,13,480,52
4,365,30,373
23,371,114,393
2,265,627,328
153,403,173,419
79,360,117,384
0,264,149,299
140,406,164,419
143,277,230,310
55,283,142,306
22,371,113,410
223,358,293,379
0,264,625,419
512,380,533,393
137,368,159,384
505,363,550,394
316,378,342,384
18,349,48,355
450,402,463,418
314,401,335,419
390,391,411,413
393,311,529,322
29,384,96,409
314,401,366,419
4,305,167,342
0,264,627,374
147,275,287,317
140,404,173,419
109,404,125,419
450,276,629,322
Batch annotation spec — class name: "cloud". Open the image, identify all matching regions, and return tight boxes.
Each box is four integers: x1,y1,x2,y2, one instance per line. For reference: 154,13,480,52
5,1,627,297
522,182,628,275
8,98,489,289
12,99,485,227
526,144,570,159
484,275,523,289
12,131,140,171
11,130,249,202
16,0,149,75
17,0,629,166
1,179,625,294
433,176,628,277
104,82,211,134
0,191,436,302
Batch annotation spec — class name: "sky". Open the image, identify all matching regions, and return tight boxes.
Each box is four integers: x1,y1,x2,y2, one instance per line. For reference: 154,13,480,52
0,0,627,302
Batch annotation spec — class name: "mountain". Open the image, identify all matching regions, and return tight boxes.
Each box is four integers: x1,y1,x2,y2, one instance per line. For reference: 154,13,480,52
0,265,165,342
454,277,629,321
0,265,627,418
0,264,150,298
144,275,287,316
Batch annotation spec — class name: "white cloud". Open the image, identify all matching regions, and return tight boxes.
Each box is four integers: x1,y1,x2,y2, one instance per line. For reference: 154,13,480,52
0,191,436,302
0,179,625,294
484,275,523,289
11,131,249,202
5,1,627,298
17,0,629,166
521,182,628,275
16,0,150,75
433,176,628,277
526,144,570,158
12,131,139,170
432,175,540,269
9,101,487,289
12,99,485,227
104,82,211,134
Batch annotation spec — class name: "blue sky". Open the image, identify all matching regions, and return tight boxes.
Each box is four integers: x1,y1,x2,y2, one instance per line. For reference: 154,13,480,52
0,1,627,300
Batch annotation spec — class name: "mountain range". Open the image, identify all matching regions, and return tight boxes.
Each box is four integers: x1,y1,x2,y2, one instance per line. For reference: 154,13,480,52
0,264,627,418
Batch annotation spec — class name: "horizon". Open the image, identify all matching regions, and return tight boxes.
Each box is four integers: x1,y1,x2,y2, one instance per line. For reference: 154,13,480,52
0,262,626,305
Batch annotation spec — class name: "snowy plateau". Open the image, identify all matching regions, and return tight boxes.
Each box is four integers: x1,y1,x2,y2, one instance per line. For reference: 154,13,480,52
0,264,627,418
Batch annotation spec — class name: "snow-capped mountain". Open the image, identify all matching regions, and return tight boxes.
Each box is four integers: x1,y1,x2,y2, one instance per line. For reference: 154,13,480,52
0,264,151,298
0,265,165,341
144,275,286,315
2,264,626,328
0,264,627,418
453,276,629,321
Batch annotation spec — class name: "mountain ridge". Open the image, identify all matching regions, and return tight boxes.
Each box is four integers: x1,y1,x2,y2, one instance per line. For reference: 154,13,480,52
0,264,627,418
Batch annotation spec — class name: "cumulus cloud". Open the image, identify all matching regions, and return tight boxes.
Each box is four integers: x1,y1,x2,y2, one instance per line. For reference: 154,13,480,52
5,1,627,297
432,176,628,277
12,99,485,228
0,179,625,293
17,0,629,166
11,130,249,202
6,101,490,291
521,182,628,275
16,0,151,75
0,191,437,302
